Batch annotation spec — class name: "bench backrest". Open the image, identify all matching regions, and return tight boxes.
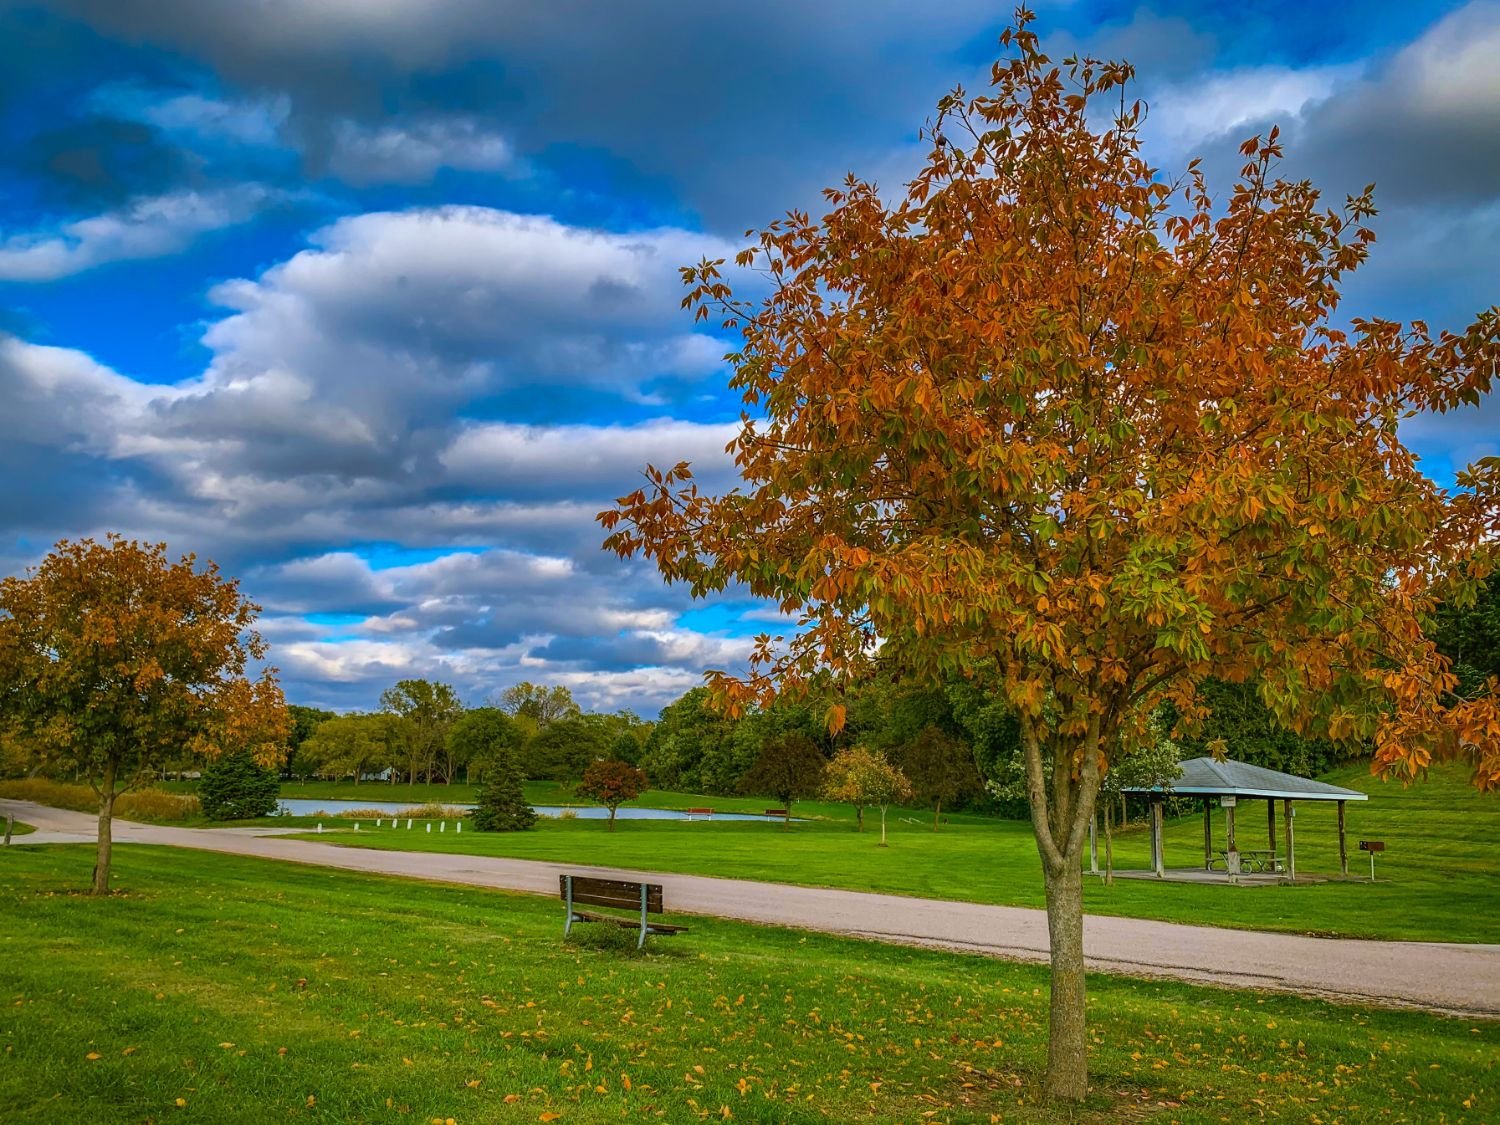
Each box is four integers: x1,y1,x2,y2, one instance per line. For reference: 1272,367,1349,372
561,874,664,914
765,808,789,817
684,807,713,815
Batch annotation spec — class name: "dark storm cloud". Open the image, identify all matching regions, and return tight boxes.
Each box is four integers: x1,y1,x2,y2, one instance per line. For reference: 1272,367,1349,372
20,115,193,207
34,0,1002,228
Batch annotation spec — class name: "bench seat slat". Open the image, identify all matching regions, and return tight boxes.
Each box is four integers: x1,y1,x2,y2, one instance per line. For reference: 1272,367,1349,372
569,908,687,934
560,874,664,914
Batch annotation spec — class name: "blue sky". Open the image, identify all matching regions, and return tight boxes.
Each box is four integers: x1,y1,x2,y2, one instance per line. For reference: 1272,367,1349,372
2,0,1497,714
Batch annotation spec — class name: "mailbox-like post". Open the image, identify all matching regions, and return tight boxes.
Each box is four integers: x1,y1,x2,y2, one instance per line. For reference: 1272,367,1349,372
1359,839,1385,882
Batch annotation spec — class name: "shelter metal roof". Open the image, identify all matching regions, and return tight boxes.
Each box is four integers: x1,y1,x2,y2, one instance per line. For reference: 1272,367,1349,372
1119,756,1370,802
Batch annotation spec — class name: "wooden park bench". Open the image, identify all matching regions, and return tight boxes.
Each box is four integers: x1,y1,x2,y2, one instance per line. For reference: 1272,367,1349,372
684,807,714,818
764,808,789,819
560,874,687,950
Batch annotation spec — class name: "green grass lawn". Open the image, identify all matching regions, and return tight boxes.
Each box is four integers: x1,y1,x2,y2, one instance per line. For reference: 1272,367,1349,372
1,844,1493,1123
278,764,1500,944
3,820,33,837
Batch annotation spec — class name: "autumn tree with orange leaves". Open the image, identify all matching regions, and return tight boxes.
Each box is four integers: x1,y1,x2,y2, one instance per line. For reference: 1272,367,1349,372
601,13,1500,1102
0,537,289,894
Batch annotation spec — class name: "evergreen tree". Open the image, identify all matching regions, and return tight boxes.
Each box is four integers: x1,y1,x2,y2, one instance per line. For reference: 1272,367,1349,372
199,751,281,821
469,749,536,832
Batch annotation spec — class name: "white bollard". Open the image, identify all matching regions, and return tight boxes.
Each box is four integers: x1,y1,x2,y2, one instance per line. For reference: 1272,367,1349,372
440,822,446,833
456,822,462,834
376,818,383,827
406,818,412,830
426,823,431,833
354,823,360,832
317,823,323,834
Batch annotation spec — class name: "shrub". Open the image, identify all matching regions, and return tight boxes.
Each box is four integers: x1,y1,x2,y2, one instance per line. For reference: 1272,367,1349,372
118,789,201,820
198,752,281,821
470,750,536,832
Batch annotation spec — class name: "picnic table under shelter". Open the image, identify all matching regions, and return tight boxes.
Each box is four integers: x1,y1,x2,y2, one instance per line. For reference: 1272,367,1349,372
1114,756,1369,883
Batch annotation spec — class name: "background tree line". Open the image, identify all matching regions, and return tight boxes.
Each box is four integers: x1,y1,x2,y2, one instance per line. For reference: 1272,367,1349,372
274,571,1500,812
284,680,648,788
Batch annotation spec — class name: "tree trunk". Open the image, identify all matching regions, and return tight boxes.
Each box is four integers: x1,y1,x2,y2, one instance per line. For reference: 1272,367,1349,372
608,806,617,832
92,758,118,896
1018,714,1101,1104
1042,860,1087,1102
932,798,941,832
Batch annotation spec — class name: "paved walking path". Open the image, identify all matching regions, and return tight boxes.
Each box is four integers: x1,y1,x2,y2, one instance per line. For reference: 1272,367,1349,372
5,798,1498,1018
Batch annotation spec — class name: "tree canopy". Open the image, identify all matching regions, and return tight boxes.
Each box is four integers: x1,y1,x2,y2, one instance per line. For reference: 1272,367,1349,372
380,679,462,784
738,732,826,824
602,18,1500,1101
577,759,648,831
498,681,582,728
0,536,288,893
300,714,397,784
446,707,522,784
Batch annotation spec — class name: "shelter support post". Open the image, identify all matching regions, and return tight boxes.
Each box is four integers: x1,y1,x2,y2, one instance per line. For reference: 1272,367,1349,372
1337,800,1347,877
1225,801,1238,875
1151,798,1165,878
1283,799,1296,882
1202,800,1212,870
1267,800,1276,865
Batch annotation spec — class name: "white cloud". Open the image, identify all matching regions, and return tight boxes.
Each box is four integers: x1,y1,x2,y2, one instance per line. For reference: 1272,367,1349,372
441,418,739,496
326,117,515,184
1400,0,1500,115
1141,64,1358,156
189,206,734,424
143,91,292,146
0,186,275,281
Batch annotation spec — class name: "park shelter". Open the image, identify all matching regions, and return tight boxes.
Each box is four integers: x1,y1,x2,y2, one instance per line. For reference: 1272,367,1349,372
1117,757,1369,882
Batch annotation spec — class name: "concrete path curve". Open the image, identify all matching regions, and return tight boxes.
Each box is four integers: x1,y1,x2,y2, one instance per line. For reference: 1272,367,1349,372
4,797,1498,1019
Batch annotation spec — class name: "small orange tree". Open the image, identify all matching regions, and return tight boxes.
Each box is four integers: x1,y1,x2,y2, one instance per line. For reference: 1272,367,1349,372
0,537,289,893
577,759,647,831
602,16,1500,1100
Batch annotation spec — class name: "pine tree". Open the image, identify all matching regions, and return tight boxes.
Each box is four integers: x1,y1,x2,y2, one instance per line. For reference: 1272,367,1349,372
199,751,281,821
469,749,536,832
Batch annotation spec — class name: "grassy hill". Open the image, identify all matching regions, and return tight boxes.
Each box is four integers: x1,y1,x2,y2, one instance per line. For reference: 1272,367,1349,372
1,845,1491,1123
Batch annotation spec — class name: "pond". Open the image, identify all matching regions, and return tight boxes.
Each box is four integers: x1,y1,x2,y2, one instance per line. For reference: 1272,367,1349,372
273,798,783,822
